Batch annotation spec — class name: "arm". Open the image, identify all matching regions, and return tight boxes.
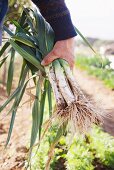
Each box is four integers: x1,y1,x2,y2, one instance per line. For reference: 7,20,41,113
0,0,77,68
0,0,8,45
32,0,77,68
31,0,77,42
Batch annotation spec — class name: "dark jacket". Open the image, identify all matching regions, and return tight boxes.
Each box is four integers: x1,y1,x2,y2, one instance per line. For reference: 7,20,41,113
0,0,77,45
0,0,8,45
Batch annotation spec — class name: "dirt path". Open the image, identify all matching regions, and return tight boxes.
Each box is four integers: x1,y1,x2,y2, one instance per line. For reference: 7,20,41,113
74,68,114,136
0,87,31,170
74,69,114,109
0,69,114,170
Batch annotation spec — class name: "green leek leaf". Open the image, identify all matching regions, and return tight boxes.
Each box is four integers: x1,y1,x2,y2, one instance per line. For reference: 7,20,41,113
39,80,47,139
30,79,41,148
10,39,45,74
47,80,52,117
11,35,36,48
75,27,96,54
0,42,10,57
5,110,16,147
7,48,15,96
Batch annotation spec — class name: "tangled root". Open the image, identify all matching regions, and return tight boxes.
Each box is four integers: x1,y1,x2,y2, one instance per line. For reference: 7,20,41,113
54,99,103,134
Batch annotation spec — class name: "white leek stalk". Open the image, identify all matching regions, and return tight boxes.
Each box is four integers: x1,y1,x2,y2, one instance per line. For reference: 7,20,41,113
45,59,103,133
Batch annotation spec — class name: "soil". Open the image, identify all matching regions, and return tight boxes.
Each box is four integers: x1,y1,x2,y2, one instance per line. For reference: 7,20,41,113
0,68,114,170
0,86,31,170
74,69,114,136
92,158,110,170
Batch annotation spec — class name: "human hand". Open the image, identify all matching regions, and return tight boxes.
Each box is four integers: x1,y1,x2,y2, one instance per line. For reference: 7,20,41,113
41,37,75,69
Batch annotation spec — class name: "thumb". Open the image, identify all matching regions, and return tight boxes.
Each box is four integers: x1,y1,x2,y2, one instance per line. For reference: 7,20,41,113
41,53,58,66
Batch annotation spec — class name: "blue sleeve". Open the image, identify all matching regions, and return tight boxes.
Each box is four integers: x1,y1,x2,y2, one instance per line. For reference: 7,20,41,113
31,0,77,42
0,0,8,45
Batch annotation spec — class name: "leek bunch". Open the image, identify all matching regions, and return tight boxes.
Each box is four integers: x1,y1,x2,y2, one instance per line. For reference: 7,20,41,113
0,8,103,169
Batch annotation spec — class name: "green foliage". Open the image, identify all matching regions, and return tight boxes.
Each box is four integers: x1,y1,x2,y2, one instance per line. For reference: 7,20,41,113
66,138,94,170
89,128,114,167
75,28,96,54
31,139,49,170
76,54,114,89
6,0,31,25
5,66,29,146
30,125,67,170
30,126,114,170
30,79,41,149
7,48,15,95
66,127,114,170
76,54,111,69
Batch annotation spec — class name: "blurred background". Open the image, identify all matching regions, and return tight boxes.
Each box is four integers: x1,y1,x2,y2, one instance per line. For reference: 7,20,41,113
66,0,114,40
0,0,114,170
66,0,114,65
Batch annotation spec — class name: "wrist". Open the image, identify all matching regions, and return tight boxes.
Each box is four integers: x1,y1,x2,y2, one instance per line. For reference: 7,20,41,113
55,37,75,50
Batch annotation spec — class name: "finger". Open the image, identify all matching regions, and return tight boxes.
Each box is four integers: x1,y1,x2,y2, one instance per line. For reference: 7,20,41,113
63,55,74,70
70,62,74,70
41,52,74,69
70,57,74,70
41,53,59,66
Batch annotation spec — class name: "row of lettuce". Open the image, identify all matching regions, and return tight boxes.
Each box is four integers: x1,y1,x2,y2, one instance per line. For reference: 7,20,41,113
75,54,114,89
30,126,114,170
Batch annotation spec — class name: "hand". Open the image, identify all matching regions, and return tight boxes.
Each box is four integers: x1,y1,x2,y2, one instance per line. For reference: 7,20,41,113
41,37,75,69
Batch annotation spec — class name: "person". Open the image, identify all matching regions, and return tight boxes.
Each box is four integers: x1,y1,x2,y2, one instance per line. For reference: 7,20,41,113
0,0,77,68
0,0,8,46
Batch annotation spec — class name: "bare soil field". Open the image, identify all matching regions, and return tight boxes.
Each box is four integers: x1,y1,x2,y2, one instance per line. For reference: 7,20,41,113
0,87,31,170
